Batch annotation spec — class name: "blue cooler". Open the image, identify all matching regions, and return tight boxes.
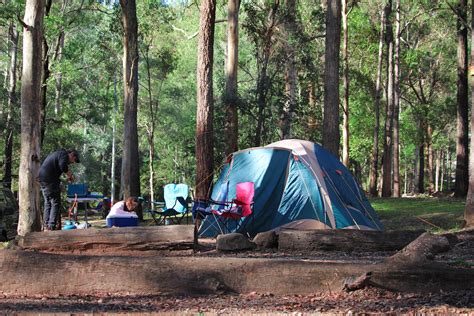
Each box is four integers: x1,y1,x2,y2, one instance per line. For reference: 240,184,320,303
106,216,138,227
67,183,88,198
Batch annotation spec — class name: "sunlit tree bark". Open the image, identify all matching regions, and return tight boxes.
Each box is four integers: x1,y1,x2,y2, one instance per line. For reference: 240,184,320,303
18,0,45,236
224,0,239,156
119,0,141,216
381,0,394,198
195,0,216,199
454,0,469,197
341,0,350,167
369,9,385,197
463,0,474,227
392,0,401,197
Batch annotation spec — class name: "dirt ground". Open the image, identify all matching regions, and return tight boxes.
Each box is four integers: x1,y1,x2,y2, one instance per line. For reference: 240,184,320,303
1,221,473,314
0,288,473,314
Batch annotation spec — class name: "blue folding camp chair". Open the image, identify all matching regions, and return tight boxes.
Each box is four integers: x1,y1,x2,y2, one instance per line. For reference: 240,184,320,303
192,181,231,236
145,183,190,225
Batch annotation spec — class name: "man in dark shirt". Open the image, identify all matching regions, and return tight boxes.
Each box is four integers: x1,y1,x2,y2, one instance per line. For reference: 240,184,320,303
39,149,80,230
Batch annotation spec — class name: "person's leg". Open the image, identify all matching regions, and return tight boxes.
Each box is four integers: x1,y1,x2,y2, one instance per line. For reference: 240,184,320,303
48,190,62,230
41,187,51,230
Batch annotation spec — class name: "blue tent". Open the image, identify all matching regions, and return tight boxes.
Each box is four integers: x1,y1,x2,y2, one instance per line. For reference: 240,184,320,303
199,139,383,236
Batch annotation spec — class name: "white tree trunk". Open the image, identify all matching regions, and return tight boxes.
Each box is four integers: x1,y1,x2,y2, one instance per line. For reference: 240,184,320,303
18,0,45,236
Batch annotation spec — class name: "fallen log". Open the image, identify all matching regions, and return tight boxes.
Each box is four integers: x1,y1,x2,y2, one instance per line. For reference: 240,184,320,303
343,262,474,293
0,249,370,296
1,249,472,297
18,225,194,253
278,229,425,252
343,230,474,292
387,232,451,265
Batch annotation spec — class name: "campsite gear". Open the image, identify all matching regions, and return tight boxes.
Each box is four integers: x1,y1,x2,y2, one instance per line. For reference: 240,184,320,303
145,184,190,225
192,183,232,235
210,182,255,234
106,216,138,227
66,192,91,229
106,200,139,227
198,139,383,237
62,220,77,230
67,183,88,198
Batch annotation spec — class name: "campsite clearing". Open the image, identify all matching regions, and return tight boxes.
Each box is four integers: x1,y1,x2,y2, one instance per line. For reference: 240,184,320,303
0,196,472,314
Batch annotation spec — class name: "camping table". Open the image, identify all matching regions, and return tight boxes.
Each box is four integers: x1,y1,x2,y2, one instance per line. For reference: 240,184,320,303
66,196,103,228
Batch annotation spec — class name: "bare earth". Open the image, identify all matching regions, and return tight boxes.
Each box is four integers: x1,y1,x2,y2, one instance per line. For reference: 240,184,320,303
1,225,473,314
0,288,473,314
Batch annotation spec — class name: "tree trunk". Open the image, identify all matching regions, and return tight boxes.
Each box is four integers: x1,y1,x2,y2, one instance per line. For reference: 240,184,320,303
111,68,119,203
417,127,425,194
341,0,350,167
18,0,45,236
195,0,216,199
279,0,297,140
369,9,385,197
435,150,440,192
307,82,319,136
144,46,156,204
39,0,52,147
322,0,341,157
455,0,469,198
427,124,434,193
440,150,445,192
392,0,401,197
120,0,141,216
446,148,452,191
40,36,49,146
3,20,19,189
224,0,239,156
53,31,65,115
278,229,425,252
381,0,394,198
403,163,408,195
254,3,278,147
19,226,194,252
463,0,474,227
53,0,67,115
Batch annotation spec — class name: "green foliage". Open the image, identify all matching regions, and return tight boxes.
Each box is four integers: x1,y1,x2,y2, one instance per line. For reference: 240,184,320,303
0,0,466,201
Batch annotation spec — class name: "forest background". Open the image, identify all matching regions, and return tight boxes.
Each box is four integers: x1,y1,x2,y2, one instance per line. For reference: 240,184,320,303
0,0,469,218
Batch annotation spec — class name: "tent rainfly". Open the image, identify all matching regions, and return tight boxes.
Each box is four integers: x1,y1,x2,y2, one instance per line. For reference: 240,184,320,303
199,139,383,237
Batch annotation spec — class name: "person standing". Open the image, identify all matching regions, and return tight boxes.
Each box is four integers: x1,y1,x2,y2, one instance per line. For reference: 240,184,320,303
39,149,80,230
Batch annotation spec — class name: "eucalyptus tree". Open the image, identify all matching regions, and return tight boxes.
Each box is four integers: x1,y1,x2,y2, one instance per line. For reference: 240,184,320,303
52,0,68,116
224,0,239,156
18,0,45,235
392,0,401,197
195,0,216,199
454,0,468,197
2,0,21,190
119,0,141,210
322,0,341,157
381,0,394,198
242,0,282,147
464,0,474,228
369,7,385,196
137,0,177,202
341,0,349,167
279,0,297,140
400,1,455,194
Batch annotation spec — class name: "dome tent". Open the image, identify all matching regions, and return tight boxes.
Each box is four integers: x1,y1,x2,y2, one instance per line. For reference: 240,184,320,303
199,139,383,237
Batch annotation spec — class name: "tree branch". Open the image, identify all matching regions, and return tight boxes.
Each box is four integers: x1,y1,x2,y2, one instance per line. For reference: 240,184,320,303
16,15,30,31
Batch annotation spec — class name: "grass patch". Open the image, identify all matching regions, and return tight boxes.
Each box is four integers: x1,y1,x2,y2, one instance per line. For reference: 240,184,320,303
370,197,465,232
